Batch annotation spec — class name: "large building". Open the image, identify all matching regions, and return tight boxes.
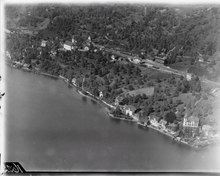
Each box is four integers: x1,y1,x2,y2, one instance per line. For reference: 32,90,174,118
182,116,200,137
63,41,74,51
154,56,167,65
183,116,199,128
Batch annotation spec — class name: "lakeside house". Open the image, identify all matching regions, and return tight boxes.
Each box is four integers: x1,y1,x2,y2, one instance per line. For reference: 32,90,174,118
150,116,160,127
41,40,47,47
121,105,138,120
72,78,77,86
124,105,136,116
183,116,199,128
111,55,115,61
183,115,199,137
99,91,103,99
159,119,167,129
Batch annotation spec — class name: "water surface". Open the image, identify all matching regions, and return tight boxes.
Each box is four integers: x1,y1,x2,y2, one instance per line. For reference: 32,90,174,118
4,67,220,172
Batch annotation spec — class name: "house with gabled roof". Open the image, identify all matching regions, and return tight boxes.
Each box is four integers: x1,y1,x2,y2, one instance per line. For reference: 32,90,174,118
121,105,137,120
63,40,74,51
182,115,200,138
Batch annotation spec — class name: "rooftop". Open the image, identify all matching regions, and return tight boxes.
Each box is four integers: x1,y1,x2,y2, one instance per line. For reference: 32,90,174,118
186,116,199,123
64,40,72,46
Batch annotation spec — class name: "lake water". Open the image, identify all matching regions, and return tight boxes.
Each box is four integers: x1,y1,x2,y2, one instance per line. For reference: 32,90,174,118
4,66,220,172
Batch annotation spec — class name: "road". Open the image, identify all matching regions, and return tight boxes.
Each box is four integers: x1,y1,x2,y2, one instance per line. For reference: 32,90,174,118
92,42,220,88
93,42,186,76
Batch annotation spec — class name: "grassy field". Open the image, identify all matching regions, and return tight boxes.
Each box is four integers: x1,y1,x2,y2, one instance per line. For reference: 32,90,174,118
124,87,154,96
169,61,191,72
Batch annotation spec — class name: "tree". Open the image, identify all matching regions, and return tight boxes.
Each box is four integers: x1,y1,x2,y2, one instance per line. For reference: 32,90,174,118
165,111,176,124
113,106,122,115
128,84,134,91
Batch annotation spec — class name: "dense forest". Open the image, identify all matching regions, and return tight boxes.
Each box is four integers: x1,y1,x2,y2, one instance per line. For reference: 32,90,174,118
5,4,220,80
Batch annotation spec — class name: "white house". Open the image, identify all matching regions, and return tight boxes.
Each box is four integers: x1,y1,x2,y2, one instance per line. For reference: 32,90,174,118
99,91,103,99
183,116,199,128
72,78,77,86
41,40,47,47
186,73,192,81
150,117,159,127
159,119,167,129
121,105,136,118
133,58,140,64
63,41,73,51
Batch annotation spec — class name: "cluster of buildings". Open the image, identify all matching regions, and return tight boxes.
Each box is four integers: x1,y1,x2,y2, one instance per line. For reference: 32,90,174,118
40,34,92,52
119,105,140,121
150,116,177,135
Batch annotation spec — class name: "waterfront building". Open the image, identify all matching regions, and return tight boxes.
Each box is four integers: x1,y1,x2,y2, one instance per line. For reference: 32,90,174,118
159,119,167,129
150,116,160,127
183,116,199,128
183,116,199,138
99,91,103,99
72,78,77,86
121,105,136,118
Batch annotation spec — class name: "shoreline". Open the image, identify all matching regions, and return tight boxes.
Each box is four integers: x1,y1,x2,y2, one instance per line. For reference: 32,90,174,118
7,62,217,150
